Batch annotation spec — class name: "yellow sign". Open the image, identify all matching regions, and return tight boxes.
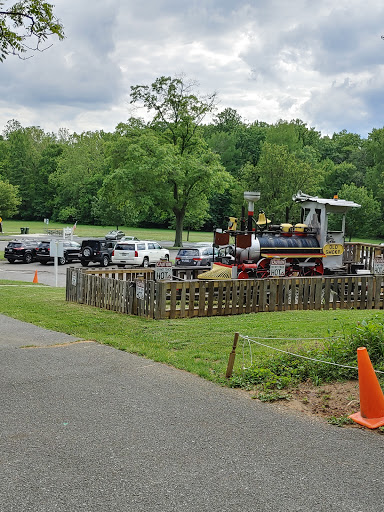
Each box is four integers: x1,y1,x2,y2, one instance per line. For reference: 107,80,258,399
323,243,344,256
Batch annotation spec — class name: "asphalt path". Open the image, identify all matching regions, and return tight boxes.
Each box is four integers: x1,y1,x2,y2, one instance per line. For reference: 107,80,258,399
1,314,384,511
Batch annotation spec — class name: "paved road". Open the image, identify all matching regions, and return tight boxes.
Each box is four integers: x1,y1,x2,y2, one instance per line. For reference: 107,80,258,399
0,238,179,287
1,314,383,511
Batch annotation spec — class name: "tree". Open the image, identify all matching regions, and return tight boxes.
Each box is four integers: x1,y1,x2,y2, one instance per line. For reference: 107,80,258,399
338,183,382,239
241,142,321,223
125,76,231,246
0,0,64,61
130,75,216,155
0,177,20,217
50,131,110,224
1,123,57,219
104,127,232,246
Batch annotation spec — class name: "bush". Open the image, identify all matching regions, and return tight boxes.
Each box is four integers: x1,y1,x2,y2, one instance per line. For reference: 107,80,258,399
231,316,384,390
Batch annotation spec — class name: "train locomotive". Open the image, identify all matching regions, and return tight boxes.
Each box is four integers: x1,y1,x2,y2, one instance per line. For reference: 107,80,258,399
203,191,361,280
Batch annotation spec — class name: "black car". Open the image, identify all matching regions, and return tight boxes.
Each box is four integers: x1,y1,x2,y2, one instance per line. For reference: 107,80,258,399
4,239,39,263
80,239,113,267
36,240,81,265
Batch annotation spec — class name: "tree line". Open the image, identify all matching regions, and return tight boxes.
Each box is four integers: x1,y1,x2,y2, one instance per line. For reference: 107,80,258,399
0,76,383,245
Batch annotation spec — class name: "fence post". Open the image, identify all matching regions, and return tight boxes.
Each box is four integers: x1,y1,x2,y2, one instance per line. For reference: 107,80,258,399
226,332,239,379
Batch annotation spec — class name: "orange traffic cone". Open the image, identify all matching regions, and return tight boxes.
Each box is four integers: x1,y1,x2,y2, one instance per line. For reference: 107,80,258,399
33,270,38,284
349,347,384,429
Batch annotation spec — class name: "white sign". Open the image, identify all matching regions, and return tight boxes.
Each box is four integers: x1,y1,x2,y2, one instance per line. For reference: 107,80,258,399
71,272,77,286
270,258,286,277
50,240,64,257
155,260,172,281
373,258,384,275
136,280,145,300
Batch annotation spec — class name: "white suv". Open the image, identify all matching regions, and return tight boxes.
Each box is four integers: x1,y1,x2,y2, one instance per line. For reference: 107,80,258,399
111,240,170,268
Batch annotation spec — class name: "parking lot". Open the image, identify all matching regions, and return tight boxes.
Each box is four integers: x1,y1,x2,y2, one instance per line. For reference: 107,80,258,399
0,238,178,287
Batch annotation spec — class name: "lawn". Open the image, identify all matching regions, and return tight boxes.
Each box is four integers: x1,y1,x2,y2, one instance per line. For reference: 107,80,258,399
0,279,380,385
0,220,214,245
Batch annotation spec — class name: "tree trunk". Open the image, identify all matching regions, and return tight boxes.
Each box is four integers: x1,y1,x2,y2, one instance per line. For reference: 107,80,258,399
174,210,185,247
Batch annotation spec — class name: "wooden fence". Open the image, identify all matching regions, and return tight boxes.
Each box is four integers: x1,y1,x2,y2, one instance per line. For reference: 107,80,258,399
344,242,384,272
66,267,384,319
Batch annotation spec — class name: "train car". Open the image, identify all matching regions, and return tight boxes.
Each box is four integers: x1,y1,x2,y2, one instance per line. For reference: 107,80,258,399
199,191,361,280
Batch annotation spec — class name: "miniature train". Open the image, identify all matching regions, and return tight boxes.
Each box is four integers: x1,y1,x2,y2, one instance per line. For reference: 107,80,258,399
204,191,361,280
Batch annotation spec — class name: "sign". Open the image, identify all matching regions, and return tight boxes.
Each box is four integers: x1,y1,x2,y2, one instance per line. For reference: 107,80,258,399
155,260,172,281
270,258,286,277
50,240,64,257
71,272,77,286
323,243,344,256
373,258,384,275
136,280,145,300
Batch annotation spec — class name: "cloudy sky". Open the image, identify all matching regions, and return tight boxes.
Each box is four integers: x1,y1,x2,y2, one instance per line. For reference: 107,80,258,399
1,0,384,138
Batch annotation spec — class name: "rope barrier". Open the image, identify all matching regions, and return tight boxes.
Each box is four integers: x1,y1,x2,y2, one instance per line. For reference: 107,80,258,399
238,334,384,375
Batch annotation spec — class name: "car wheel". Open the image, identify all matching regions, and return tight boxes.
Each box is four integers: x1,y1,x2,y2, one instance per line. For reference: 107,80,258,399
24,253,33,264
7,259,15,264
58,256,66,265
82,246,92,258
81,261,89,267
101,255,109,267
142,257,149,268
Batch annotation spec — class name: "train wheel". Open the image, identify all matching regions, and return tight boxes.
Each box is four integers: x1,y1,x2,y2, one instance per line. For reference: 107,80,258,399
256,258,270,278
285,258,299,277
238,270,249,279
300,258,324,277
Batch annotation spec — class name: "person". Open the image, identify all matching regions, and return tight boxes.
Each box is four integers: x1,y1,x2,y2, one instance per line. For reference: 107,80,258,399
0,216,2,233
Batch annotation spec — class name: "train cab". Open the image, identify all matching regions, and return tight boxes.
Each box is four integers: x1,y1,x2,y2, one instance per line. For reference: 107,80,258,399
293,191,361,273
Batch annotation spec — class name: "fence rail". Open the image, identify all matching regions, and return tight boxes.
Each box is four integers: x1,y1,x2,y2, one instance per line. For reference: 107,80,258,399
66,267,384,319
344,242,384,272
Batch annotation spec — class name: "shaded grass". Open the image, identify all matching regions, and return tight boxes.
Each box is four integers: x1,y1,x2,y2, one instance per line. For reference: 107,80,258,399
0,279,380,385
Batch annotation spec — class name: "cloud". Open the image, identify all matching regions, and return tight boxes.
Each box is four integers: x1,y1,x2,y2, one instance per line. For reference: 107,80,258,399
1,0,384,136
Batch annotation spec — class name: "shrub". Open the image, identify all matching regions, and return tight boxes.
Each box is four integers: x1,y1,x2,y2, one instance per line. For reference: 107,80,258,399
231,316,384,390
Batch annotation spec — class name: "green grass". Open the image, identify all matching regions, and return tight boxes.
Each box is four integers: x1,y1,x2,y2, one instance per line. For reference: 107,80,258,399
0,220,214,245
0,279,380,385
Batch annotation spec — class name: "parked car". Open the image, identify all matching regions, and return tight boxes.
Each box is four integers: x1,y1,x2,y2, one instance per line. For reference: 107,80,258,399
36,240,81,265
4,239,39,263
120,235,139,241
105,230,125,240
175,246,218,266
80,239,114,267
111,240,170,268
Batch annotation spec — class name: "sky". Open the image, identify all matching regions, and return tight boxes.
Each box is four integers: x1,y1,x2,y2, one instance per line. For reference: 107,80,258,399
1,0,384,138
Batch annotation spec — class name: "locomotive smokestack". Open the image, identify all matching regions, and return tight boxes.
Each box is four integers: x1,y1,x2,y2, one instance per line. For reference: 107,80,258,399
244,191,260,232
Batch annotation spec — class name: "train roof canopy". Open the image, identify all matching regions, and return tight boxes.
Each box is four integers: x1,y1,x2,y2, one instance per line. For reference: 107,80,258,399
293,191,361,209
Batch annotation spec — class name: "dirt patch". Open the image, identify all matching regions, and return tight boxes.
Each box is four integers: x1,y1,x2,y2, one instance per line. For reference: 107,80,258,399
278,380,360,420
249,380,376,429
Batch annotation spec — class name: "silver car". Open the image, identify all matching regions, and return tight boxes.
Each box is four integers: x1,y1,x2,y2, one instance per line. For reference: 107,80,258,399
175,246,217,266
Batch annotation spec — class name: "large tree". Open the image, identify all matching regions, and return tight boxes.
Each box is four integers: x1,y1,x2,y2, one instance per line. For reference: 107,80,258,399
108,76,232,246
0,0,64,61
104,126,231,246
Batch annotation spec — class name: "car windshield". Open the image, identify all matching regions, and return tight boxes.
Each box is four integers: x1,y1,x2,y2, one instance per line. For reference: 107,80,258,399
178,249,199,256
8,242,22,248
